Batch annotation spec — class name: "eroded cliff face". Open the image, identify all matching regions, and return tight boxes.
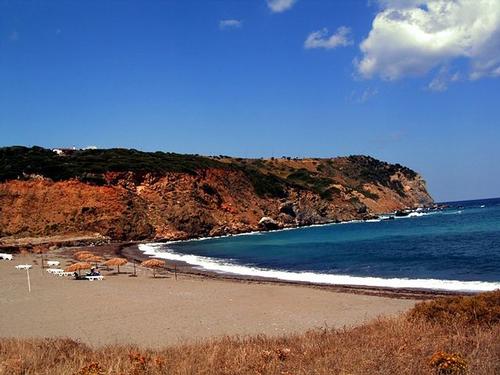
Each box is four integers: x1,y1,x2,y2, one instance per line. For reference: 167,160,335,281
0,155,433,242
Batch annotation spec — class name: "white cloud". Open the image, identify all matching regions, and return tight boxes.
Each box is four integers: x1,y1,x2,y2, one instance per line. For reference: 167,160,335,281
267,0,297,13
374,0,428,9
304,27,353,50
357,0,500,83
427,66,460,91
349,87,379,103
359,87,379,102
219,19,242,30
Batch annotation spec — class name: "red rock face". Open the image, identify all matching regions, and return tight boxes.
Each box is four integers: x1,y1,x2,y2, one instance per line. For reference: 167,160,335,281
0,162,433,242
0,179,152,240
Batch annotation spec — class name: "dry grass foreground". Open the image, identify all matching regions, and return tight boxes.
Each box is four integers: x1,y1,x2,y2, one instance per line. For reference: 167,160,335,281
1,291,499,375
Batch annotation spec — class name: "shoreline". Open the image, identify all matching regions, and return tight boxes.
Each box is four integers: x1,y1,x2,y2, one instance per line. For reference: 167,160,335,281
121,206,500,296
118,243,469,300
3,205,495,299
0,202,446,253
125,206,445,246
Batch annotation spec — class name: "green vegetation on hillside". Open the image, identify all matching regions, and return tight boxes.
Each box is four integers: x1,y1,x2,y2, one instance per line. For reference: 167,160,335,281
0,146,225,181
342,155,416,196
0,146,287,197
285,168,334,199
0,146,420,199
238,166,288,198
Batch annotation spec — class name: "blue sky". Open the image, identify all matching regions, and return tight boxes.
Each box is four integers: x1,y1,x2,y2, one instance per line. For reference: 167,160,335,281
1,0,499,201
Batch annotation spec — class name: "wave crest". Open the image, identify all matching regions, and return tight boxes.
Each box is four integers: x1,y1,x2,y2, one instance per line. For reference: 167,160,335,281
138,244,500,292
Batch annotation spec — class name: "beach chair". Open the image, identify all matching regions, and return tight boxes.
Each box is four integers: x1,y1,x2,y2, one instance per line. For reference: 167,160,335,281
0,253,13,261
15,264,32,270
47,261,60,266
47,268,63,275
85,275,104,281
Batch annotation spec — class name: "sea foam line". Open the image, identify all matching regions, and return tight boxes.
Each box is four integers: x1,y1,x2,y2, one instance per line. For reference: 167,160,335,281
138,244,500,292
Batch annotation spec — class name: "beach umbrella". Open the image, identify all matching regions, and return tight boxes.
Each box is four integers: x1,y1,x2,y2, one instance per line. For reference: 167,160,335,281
73,250,94,257
104,257,128,273
15,264,32,292
74,252,95,261
73,250,90,256
141,259,165,278
85,255,104,268
65,262,92,275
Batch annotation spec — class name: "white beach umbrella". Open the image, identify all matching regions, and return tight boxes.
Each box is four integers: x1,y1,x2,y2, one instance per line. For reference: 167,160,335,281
15,264,32,292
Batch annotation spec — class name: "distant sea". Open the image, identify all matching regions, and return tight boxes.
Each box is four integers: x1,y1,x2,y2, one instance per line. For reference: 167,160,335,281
139,198,500,292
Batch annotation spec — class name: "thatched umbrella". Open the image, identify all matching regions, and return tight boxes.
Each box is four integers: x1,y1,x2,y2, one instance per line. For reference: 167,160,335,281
65,262,92,275
85,255,104,268
74,250,93,256
141,259,165,278
73,250,94,257
75,252,95,261
104,257,128,274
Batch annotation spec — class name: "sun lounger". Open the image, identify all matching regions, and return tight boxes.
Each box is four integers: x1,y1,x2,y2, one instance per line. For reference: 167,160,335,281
60,272,74,277
0,253,13,261
47,261,60,266
46,268,64,274
15,264,32,270
85,275,104,281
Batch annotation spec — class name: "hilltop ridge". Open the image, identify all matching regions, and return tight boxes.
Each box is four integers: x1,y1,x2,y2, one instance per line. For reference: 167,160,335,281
0,146,433,243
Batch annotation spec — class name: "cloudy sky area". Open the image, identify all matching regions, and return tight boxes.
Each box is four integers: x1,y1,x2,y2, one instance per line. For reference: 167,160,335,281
1,0,499,201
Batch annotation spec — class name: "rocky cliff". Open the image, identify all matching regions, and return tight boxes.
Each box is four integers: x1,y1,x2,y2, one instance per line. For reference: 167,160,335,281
0,147,433,242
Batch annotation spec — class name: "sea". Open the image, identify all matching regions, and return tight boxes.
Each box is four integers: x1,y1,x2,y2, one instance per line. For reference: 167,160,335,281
139,197,500,292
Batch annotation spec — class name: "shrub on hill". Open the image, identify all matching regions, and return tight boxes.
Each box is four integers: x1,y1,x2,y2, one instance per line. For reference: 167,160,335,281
0,146,226,182
239,167,288,198
286,168,333,198
409,290,500,326
0,147,422,200
343,155,417,196
0,146,291,198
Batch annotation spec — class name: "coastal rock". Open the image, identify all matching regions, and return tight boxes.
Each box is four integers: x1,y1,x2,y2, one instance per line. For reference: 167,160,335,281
357,205,368,214
277,212,296,225
258,217,281,230
279,202,296,218
395,210,410,217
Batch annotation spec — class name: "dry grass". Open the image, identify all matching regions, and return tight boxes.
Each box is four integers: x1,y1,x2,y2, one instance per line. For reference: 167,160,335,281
1,292,499,375
409,290,500,327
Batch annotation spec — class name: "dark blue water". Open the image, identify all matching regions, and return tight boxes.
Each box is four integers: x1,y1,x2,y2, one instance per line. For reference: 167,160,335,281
141,198,500,291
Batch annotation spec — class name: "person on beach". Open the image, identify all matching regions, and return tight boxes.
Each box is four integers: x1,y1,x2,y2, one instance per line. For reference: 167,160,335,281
88,268,100,276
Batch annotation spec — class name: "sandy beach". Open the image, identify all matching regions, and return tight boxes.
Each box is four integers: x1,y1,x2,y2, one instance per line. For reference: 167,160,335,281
0,253,417,348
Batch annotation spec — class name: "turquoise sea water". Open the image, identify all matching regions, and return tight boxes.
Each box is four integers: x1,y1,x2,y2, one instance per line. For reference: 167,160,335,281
140,198,500,291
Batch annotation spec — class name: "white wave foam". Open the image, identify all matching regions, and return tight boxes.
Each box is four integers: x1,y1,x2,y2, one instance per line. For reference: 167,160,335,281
393,211,440,219
138,244,500,292
407,212,424,217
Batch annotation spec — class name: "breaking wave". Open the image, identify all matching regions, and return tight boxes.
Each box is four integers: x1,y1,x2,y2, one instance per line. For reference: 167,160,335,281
138,243,500,292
